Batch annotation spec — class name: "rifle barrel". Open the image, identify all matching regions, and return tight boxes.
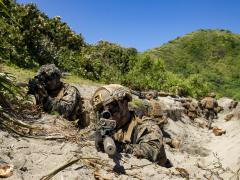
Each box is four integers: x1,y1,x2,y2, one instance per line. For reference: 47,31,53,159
103,136,116,155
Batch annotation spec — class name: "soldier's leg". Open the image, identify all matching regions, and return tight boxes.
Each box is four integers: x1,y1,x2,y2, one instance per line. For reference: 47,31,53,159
207,110,214,129
204,109,209,120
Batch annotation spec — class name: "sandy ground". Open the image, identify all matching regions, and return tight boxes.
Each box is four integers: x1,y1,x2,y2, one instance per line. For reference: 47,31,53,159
0,85,240,180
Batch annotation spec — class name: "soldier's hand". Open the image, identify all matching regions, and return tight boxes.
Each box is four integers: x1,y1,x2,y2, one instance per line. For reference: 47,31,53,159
28,77,46,95
37,86,48,98
28,78,38,95
124,144,145,158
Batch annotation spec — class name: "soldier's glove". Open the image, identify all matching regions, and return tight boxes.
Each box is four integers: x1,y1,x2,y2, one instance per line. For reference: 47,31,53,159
28,78,37,95
38,86,48,99
28,77,47,95
124,144,145,158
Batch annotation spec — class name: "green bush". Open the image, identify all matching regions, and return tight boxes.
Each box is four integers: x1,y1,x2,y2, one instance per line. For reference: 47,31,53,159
122,55,166,90
1,0,239,100
145,29,240,99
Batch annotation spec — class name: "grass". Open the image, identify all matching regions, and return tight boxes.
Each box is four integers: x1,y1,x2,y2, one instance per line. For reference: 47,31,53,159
1,64,102,86
129,98,145,108
1,64,35,82
62,74,102,86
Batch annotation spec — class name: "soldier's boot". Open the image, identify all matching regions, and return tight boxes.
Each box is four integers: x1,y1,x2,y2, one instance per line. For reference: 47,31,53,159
207,118,213,129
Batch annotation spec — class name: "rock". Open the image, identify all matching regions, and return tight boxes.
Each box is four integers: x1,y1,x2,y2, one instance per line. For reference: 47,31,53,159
175,167,189,179
198,122,207,128
224,113,234,121
0,162,14,178
229,101,238,110
218,97,237,113
194,117,208,128
20,166,28,172
157,97,184,121
164,137,181,149
215,105,224,113
149,100,164,117
212,127,226,136
171,138,181,149
158,91,171,97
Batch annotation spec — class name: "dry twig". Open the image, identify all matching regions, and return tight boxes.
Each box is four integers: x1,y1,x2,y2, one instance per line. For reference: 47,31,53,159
94,171,112,180
1,112,39,129
229,167,240,180
0,122,65,140
41,156,100,180
197,153,237,180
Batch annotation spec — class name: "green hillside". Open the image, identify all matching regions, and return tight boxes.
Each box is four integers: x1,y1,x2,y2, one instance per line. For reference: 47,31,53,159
1,0,240,99
0,1,137,82
144,29,240,99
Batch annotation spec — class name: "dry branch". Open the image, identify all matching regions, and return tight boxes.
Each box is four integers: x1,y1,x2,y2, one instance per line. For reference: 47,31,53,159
0,122,65,140
41,156,100,180
197,153,237,180
1,112,38,129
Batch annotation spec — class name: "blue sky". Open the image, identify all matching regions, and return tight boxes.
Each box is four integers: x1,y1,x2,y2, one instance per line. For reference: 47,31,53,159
17,0,240,52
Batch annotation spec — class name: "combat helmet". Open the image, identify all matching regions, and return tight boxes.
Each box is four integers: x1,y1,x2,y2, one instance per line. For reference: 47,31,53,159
36,64,61,79
91,84,132,111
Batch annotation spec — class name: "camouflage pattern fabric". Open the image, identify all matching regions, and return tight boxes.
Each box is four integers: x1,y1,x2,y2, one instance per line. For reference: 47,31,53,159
200,97,218,121
31,64,89,127
40,83,88,127
43,83,80,118
36,64,61,77
200,97,218,110
204,109,215,120
113,112,167,166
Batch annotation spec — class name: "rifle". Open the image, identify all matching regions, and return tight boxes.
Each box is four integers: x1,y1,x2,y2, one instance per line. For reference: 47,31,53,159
95,111,117,156
27,75,46,95
130,90,145,99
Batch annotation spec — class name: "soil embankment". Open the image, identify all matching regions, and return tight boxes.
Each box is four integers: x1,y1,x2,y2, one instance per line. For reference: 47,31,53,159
0,84,240,179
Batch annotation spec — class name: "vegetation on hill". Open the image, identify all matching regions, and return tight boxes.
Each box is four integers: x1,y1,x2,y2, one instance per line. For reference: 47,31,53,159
144,29,240,99
1,0,240,99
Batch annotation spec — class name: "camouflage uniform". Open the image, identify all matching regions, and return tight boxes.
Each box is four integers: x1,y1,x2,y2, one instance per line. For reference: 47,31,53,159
29,64,88,127
114,112,167,165
92,84,168,166
200,94,218,128
42,83,83,121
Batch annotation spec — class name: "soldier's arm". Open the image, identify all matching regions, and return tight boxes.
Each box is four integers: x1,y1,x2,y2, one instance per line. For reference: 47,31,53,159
43,86,80,118
28,77,48,105
132,121,167,164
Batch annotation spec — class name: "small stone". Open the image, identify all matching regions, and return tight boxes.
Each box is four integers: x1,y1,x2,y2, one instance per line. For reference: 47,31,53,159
20,166,28,172
171,139,181,149
224,114,234,121
212,127,226,136
0,162,14,178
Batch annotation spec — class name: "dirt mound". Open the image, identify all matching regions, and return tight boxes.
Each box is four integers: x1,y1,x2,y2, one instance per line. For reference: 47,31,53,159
1,85,240,179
